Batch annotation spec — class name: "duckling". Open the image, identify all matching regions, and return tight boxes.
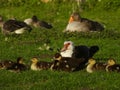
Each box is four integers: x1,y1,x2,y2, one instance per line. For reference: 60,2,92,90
0,60,15,69
106,58,120,72
7,57,27,72
2,19,32,36
31,57,53,71
51,53,86,72
2,60,15,69
24,15,52,29
86,58,107,73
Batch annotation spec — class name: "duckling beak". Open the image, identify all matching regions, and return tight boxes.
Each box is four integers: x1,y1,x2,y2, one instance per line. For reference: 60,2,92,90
68,16,74,23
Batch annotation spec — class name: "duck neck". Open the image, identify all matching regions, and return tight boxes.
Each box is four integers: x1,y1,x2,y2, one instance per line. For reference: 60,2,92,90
31,62,38,70
60,45,74,57
86,64,94,73
105,65,111,72
60,49,73,57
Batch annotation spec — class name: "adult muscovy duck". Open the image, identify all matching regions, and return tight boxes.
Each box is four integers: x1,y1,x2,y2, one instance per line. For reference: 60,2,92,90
60,41,99,60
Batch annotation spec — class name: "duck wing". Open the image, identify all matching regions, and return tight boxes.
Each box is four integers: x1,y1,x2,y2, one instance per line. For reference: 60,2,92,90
72,45,89,59
39,20,53,29
89,46,99,58
81,18,104,31
3,20,31,32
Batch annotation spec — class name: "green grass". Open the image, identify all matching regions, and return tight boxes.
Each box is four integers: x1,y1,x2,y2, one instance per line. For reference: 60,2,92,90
0,0,120,90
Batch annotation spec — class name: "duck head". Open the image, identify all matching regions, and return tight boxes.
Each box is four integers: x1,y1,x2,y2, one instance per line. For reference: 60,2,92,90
69,12,81,23
32,15,38,23
60,41,74,57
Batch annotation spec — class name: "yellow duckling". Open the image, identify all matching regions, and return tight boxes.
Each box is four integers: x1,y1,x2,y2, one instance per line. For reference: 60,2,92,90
86,58,107,73
31,57,52,71
106,58,120,72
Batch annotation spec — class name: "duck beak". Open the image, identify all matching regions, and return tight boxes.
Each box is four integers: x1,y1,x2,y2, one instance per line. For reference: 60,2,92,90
60,44,68,52
68,16,74,23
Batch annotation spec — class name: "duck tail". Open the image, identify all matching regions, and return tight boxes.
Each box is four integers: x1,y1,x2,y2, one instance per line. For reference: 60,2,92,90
89,45,99,58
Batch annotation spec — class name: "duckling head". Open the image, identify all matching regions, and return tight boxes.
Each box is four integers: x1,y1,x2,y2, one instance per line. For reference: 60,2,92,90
88,58,96,65
53,53,62,61
107,58,116,66
31,57,38,64
17,57,24,64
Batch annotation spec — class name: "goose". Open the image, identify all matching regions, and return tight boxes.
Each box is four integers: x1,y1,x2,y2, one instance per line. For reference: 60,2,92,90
7,57,27,72
106,58,120,72
60,41,99,61
64,12,104,32
51,53,86,71
24,15,52,29
31,57,53,71
86,58,107,73
2,19,32,36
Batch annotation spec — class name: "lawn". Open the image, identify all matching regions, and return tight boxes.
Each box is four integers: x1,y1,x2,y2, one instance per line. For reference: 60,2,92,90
0,0,120,90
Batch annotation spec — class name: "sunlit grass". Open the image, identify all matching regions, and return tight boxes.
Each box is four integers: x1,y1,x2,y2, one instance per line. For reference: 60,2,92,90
0,0,120,90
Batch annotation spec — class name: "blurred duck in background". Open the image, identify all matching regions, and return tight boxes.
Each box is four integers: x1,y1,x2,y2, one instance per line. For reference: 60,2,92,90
64,12,104,32
24,15,53,29
2,18,32,36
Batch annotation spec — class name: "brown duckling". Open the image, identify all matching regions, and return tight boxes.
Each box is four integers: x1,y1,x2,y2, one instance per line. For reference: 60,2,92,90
7,57,27,72
106,58,120,72
86,58,107,73
0,60,15,69
31,57,52,71
2,60,15,69
51,53,86,72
